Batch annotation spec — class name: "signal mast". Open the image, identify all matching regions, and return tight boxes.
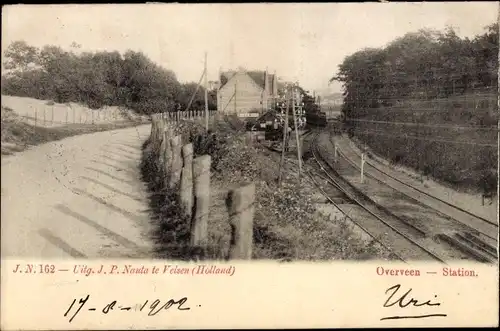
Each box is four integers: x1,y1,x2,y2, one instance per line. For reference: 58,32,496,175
277,82,305,184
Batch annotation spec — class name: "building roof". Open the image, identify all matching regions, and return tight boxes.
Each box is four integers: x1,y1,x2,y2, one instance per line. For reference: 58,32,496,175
219,69,277,92
220,71,236,87
255,110,279,123
246,71,267,90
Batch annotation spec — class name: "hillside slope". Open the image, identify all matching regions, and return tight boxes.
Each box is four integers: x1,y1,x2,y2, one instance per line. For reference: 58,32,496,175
1,96,148,156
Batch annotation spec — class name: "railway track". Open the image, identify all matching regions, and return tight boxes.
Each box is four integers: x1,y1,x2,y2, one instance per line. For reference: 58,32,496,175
310,132,454,263
254,133,408,261
304,165,406,262
256,129,446,262
256,128,489,263
314,131,496,263
331,135,498,261
335,136,497,233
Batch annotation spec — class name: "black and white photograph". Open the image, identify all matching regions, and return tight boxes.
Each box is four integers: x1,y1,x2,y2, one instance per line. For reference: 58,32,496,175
1,3,498,265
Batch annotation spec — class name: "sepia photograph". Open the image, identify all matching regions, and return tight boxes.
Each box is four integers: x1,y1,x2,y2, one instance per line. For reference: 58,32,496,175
1,2,498,266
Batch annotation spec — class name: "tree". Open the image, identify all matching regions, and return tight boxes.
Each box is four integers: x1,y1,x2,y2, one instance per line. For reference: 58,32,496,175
3,40,39,75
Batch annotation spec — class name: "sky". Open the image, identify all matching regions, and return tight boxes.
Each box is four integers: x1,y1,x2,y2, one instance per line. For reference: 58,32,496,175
2,3,499,96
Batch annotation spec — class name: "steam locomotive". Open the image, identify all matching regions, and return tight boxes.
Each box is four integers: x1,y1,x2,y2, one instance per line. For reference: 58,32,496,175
305,111,327,127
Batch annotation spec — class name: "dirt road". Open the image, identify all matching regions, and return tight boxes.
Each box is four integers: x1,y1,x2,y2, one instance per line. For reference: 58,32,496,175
1,124,154,259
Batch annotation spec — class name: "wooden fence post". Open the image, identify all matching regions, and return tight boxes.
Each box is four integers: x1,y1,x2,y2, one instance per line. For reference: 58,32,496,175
151,115,158,145
227,183,255,260
190,155,211,247
168,135,183,189
162,126,173,175
180,143,194,217
158,125,167,168
154,115,163,146
157,116,165,149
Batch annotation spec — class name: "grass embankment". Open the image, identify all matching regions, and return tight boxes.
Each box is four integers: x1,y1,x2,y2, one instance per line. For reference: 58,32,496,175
141,115,393,261
351,92,498,194
1,105,148,156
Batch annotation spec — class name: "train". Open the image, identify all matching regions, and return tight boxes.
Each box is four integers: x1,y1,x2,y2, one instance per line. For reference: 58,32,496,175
305,110,347,136
305,110,327,127
242,107,347,141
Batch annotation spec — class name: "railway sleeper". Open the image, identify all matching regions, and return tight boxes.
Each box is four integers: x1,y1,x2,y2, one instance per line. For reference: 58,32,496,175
435,233,494,263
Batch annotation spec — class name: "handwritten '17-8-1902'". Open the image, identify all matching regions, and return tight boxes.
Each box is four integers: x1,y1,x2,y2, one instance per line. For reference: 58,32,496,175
63,295,193,323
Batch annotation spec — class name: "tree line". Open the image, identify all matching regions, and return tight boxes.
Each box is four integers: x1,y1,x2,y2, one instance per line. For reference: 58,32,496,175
330,24,498,192
1,41,217,114
332,24,498,117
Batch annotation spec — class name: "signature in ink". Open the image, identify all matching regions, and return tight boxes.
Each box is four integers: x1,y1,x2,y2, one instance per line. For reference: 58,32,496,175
380,284,447,321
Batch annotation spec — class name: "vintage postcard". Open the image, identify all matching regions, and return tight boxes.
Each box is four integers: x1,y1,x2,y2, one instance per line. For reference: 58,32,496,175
1,2,499,329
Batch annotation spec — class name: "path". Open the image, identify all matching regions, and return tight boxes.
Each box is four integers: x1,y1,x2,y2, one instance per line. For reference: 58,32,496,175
1,124,154,259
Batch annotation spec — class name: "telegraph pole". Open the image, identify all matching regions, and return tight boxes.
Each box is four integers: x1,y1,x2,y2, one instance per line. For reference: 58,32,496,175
278,85,290,186
204,52,209,132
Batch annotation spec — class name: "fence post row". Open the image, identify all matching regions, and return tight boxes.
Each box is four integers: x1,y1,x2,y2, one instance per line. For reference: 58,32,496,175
227,183,255,260
190,155,211,247
149,111,254,260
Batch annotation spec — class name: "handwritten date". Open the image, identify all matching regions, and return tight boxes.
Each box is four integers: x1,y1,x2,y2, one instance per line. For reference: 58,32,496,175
64,295,192,323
